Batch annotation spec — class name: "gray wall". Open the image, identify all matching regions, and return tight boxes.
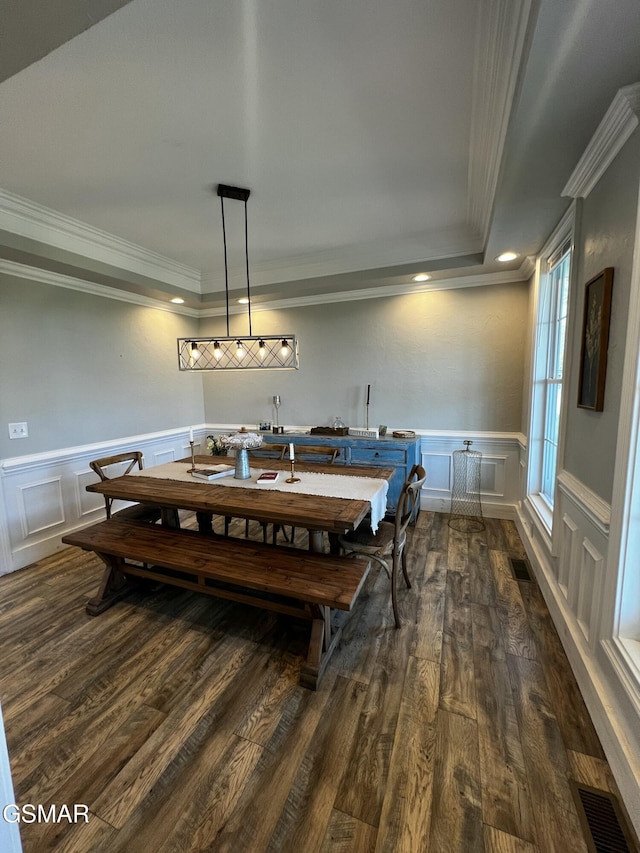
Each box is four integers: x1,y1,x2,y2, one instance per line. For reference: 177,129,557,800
0,273,529,461
0,273,204,458
200,281,529,432
563,134,640,502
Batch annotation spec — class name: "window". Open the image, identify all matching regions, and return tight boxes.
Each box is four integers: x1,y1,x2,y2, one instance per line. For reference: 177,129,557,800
527,209,574,533
540,243,571,507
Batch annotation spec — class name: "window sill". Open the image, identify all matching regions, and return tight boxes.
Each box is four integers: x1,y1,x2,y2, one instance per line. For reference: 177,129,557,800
525,493,553,546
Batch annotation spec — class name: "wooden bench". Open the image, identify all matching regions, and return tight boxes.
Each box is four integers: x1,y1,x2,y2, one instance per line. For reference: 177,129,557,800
62,518,371,689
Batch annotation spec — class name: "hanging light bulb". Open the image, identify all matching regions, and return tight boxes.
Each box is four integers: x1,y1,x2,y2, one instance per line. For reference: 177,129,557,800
280,339,290,358
190,341,200,361
258,340,267,359
236,340,245,359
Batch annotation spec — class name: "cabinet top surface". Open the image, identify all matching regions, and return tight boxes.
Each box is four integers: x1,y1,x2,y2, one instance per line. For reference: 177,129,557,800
261,432,418,446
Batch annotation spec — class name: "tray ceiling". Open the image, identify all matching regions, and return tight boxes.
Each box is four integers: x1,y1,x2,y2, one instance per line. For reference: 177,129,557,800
1,0,639,312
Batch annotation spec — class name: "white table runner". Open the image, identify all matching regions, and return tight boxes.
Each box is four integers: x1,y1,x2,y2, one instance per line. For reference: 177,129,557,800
131,462,389,531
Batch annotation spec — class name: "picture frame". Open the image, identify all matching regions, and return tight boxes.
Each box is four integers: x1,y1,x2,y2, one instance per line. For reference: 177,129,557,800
577,267,614,411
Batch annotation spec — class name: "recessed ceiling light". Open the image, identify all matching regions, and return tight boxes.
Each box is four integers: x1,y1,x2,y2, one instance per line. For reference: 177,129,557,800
238,297,250,304
170,297,185,304
413,273,431,282
496,251,518,262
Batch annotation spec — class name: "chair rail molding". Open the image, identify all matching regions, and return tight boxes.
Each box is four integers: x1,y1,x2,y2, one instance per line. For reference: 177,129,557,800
556,469,611,537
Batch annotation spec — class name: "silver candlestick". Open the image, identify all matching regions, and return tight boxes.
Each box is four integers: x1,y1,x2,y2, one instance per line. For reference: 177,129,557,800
273,395,283,434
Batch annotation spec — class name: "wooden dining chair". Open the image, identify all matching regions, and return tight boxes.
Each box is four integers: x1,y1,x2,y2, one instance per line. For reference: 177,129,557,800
89,451,162,524
223,445,289,542
279,444,341,546
285,444,341,464
337,464,426,628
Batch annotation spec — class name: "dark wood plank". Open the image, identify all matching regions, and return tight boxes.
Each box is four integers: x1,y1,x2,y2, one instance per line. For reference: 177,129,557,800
333,591,418,826
1,510,624,853
507,654,589,852
410,551,447,662
518,579,605,758
374,656,440,852
472,602,536,843
428,709,484,852
490,549,538,660
439,568,476,719
266,676,367,852
321,810,377,852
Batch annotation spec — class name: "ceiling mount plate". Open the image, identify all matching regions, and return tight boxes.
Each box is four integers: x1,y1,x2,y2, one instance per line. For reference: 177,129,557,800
217,184,250,202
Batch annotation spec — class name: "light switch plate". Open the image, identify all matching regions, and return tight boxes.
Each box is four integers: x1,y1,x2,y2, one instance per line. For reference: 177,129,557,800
8,422,28,439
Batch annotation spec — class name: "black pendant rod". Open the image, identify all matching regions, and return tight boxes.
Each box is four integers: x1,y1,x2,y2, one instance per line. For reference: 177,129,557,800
244,197,252,337
217,184,252,338
220,194,230,337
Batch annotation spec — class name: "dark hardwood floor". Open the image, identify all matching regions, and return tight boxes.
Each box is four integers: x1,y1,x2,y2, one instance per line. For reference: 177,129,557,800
0,513,630,852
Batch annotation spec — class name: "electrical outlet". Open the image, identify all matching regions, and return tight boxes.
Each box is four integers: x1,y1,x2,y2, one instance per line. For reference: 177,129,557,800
8,422,28,439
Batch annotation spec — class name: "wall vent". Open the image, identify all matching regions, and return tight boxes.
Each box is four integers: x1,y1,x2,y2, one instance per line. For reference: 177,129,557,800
571,782,638,853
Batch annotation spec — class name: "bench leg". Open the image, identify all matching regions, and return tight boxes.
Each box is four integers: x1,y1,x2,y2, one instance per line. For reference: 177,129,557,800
300,605,344,690
86,554,136,616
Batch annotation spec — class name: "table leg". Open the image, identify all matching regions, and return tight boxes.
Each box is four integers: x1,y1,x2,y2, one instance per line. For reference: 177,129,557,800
161,507,181,529
196,511,214,534
308,529,325,552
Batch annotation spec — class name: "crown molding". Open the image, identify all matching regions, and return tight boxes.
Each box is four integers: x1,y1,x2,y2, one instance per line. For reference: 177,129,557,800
0,259,199,317
563,82,640,199
199,268,529,316
201,225,483,291
467,0,534,243
519,255,536,279
0,189,201,292
2,257,529,317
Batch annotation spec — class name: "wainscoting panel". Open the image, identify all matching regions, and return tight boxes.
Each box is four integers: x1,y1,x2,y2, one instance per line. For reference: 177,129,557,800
0,428,207,575
418,431,523,517
18,477,65,540
576,537,605,647
555,471,610,644
559,511,579,600
517,469,640,836
420,452,452,494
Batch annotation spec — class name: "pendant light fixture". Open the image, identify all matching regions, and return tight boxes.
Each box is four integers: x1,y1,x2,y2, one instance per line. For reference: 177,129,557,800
178,184,299,371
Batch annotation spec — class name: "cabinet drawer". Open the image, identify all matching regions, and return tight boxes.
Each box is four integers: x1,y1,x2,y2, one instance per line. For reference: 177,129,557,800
351,448,406,464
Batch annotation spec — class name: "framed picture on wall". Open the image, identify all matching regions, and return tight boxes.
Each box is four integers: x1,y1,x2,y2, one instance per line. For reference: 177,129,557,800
577,267,614,411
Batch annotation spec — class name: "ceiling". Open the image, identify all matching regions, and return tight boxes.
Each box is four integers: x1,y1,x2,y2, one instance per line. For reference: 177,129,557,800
1,0,640,315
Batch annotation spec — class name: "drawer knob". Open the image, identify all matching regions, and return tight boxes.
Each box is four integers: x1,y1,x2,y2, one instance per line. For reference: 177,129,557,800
375,452,379,457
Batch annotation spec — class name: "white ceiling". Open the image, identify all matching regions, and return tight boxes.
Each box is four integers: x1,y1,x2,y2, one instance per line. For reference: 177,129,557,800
1,0,640,312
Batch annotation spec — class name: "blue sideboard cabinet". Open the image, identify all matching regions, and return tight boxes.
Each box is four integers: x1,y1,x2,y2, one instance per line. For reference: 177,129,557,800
260,432,421,515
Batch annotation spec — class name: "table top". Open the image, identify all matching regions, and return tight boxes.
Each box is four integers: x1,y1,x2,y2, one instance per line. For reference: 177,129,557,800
87,456,395,534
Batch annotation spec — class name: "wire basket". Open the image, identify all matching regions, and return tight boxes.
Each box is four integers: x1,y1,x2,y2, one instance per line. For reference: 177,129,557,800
448,440,485,532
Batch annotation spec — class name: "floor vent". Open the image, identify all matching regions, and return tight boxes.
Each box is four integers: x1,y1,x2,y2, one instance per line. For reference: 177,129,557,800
571,782,638,853
509,557,532,582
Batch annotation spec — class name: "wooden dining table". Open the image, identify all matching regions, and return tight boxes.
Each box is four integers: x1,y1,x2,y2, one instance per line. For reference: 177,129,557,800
86,455,394,552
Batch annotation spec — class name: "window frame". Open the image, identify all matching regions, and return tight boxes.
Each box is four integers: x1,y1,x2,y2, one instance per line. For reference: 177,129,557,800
526,206,576,542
